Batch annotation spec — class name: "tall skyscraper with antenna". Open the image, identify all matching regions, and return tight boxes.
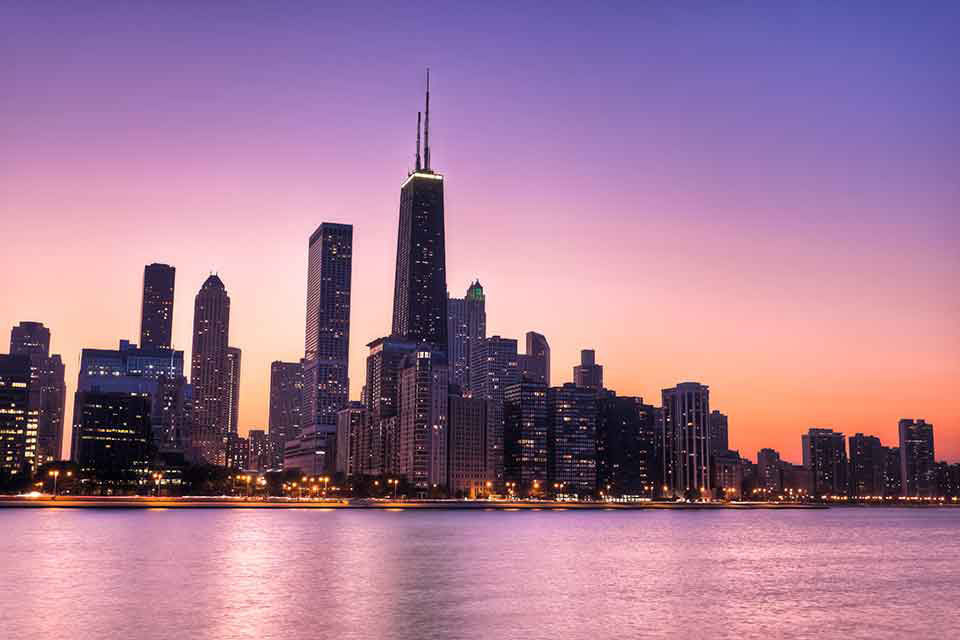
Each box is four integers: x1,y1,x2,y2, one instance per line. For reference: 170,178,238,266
392,70,448,352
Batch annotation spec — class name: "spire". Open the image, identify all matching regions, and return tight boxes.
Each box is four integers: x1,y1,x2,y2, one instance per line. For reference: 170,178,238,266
415,111,422,172
424,67,431,171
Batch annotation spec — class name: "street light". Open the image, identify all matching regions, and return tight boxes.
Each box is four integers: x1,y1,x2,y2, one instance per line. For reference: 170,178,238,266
48,470,60,499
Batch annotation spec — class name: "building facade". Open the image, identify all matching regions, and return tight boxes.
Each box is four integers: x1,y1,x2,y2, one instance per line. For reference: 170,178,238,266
140,263,175,351
573,349,603,390
448,393,488,497
849,433,884,497
503,379,549,494
397,349,448,491
303,223,353,441
547,383,597,497
595,393,657,498
191,275,231,465
899,419,935,497
447,280,486,391
470,336,520,489
803,428,848,496
518,331,550,386
10,321,66,464
661,382,711,499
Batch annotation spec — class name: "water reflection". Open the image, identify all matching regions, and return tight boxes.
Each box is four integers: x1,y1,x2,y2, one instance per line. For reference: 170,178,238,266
2,509,959,639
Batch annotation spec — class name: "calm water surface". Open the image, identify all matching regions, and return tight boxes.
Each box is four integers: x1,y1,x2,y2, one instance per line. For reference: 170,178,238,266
3,508,959,639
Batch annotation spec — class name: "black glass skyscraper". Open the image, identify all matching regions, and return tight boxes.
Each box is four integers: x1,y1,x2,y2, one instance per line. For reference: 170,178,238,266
392,71,447,352
141,263,175,350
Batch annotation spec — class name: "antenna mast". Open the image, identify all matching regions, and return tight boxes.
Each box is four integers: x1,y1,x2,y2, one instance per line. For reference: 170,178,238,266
424,68,431,170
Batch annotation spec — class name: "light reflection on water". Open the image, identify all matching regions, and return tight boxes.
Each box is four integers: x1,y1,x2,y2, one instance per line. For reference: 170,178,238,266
3,508,959,639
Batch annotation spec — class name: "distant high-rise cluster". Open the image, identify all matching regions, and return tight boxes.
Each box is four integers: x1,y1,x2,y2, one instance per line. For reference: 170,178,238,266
4,72,956,502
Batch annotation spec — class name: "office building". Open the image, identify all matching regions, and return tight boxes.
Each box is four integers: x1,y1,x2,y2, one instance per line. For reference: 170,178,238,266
0,355,35,474
470,336,520,489
140,263,175,350
391,73,448,351
518,331,550,386
573,349,603,390
10,321,66,464
447,280,486,391
302,223,353,441
448,392,488,497
709,410,729,457
547,383,597,496
335,402,365,477
191,274,231,465
756,448,782,493
504,379,549,494
397,349,448,490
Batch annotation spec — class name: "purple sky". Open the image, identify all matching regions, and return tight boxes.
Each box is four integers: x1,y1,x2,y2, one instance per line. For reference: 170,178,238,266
2,2,958,461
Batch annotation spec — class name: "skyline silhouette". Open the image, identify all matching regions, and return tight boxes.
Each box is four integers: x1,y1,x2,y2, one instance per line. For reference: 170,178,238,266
2,3,957,463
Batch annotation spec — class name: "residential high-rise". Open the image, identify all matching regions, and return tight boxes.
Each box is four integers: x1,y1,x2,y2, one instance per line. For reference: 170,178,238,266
303,223,353,436
882,446,902,496
392,73,447,351
397,349,448,490
268,360,304,462
503,379,549,494
803,428,848,496
518,331,550,386
756,448,783,492
335,402,365,477
225,346,241,436
447,281,486,391
709,410,729,457
899,419,935,497
448,392,488,497
361,336,417,476
191,274,231,465
470,336,520,489
547,383,597,496
849,433,885,497
247,429,270,472
595,393,657,497
0,354,35,474
10,321,66,464
661,382,711,499
573,349,603,390
713,449,745,500
140,263,175,350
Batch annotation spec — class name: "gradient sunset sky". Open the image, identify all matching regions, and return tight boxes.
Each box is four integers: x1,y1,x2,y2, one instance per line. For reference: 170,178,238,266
2,2,957,462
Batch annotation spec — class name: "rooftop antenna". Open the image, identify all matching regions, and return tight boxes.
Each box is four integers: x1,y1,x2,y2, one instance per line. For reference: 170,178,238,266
424,67,431,171
415,111,422,172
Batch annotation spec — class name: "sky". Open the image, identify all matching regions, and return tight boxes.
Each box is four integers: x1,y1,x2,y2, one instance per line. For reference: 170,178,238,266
2,2,958,463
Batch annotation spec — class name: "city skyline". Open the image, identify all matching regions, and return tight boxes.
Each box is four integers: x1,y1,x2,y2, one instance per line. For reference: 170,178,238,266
2,3,957,464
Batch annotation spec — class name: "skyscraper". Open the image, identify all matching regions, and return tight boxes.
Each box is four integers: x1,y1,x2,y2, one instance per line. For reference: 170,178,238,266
803,428,848,496
899,419,935,497
362,336,416,476
448,391,488,497
397,349,448,491
10,321,66,464
225,346,241,436
849,433,884,497
756,448,783,492
0,354,35,474
504,379,549,494
268,360,304,454
191,274,231,465
547,383,598,497
573,349,603,390
661,382,711,499
595,392,657,497
447,280,486,391
392,72,447,351
140,263,175,350
470,336,520,489
303,223,353,435
708,410,729,457
518,331,550,386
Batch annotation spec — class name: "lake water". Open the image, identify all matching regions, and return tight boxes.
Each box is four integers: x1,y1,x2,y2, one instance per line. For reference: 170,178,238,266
3,507,958,639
